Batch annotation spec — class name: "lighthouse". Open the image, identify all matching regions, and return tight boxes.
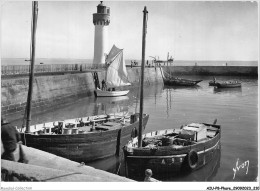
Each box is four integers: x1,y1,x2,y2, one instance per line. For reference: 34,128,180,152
93,1,110,65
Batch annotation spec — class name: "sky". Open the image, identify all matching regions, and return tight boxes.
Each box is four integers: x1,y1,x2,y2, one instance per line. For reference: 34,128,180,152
1,1,258,61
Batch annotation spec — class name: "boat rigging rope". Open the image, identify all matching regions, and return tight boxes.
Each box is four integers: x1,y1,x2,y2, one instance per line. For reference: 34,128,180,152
40,172,83,181
162,69,174,78
116,153,124,175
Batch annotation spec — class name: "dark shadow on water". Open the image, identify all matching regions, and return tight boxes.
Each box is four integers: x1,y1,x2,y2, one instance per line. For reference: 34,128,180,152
95,96,129,103
163,84,202,91
86,155,122,175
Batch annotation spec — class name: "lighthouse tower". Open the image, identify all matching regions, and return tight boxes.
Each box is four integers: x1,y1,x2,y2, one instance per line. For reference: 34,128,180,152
93,1,110,65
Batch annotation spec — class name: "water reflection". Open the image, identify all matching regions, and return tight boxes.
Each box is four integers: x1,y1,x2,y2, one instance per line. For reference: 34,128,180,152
94,96,130,114
163,84,202,91
213,86,242,95
86,155,123,175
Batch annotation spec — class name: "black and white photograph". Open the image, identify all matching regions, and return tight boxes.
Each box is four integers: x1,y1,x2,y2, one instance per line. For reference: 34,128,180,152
1,0,258,190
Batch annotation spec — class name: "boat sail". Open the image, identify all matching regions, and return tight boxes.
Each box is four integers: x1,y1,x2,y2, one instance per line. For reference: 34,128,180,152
94,45,131,97
19,2,149,163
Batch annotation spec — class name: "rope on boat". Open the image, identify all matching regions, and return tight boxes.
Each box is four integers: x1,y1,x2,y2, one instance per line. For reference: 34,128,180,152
116,153,124,175
40,172,83,181
163,70,173,78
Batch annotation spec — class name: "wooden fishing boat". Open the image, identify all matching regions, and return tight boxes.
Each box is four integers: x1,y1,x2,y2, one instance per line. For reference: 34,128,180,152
215,81,241,88
123,121,221,180
19,3,149,163
94,45,131,97
20,113,149,162
159,66,202,86
163,77,202,86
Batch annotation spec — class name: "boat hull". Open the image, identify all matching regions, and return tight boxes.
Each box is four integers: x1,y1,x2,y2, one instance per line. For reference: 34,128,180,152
94,89,130,97
21,114,149,163
123,123,221,180
159,66,202,87
216,82,241,88
163,78,202,86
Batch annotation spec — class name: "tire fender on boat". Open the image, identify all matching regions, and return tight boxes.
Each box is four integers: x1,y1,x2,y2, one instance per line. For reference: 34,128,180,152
186,149,198,170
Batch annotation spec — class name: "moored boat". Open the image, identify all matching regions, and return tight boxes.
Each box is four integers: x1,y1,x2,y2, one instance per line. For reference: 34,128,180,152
94,45,131,97
123,121,221,180
20,113,149,162
209,77,241,88
94,88,129,97
215,81,242,88
164,77,202,86
159,66,202,86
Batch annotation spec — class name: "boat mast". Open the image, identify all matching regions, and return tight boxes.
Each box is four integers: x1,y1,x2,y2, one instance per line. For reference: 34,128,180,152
26,1,38,133
167,52,169,77
138,6,148,148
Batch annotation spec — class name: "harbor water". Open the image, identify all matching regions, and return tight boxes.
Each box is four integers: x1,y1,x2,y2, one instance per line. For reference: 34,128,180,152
9,75,258,181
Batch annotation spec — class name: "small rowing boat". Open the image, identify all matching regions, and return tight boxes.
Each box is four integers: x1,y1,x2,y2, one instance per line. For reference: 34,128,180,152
209,77,241,88
215,81,242,88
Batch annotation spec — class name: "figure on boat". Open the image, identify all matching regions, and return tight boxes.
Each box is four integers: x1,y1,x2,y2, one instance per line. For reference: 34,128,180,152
101,79,107,90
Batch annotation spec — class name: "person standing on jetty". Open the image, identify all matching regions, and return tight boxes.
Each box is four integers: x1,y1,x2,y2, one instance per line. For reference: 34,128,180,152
1,117,21,161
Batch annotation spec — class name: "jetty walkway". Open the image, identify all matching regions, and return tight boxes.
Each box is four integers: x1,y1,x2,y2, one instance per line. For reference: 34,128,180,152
1,144,134,182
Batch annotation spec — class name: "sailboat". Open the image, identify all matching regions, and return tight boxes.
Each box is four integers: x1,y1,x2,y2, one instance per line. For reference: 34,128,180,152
94,45,131,97
159,65,202,86
155,53,202,87
19,2,149,163
123,6,221,181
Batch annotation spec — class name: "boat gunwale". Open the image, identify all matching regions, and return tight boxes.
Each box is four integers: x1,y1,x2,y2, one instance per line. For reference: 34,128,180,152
126,140,220,159
20,114,149,138
124,123,221,155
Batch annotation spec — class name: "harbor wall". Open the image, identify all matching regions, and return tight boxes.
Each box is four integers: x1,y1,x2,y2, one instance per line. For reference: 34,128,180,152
1,67,162,117
163,66,258,76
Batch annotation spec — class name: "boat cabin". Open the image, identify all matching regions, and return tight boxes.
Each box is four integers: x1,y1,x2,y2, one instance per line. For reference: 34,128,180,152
179,123,207,142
